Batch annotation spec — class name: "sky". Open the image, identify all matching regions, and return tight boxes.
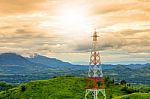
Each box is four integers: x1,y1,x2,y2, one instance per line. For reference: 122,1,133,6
0,0,150,64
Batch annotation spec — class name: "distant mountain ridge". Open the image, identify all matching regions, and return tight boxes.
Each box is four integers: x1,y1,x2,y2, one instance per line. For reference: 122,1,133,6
26,54,73,68
26,53,150,69
0,53,49,74
0,53,149,84
0,53,31,65
0,53,149,69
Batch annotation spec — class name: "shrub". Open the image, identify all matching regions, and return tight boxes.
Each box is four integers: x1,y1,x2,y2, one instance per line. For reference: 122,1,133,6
21,85,26,92
120,80,127,85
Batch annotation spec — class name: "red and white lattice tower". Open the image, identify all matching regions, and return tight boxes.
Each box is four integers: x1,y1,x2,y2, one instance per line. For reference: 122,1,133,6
85,30,106,99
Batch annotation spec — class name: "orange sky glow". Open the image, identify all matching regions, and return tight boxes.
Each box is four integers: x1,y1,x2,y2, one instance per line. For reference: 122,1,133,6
0,0,150,64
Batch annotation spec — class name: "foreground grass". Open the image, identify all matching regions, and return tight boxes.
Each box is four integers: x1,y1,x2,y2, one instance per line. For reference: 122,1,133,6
0,77,86,99
114,93,150,99
0,76,149,99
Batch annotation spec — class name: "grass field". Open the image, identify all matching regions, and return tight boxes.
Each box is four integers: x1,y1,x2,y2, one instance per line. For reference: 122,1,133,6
0,76,149,99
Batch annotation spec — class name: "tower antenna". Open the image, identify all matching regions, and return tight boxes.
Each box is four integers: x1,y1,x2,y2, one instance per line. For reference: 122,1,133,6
85,29,106,99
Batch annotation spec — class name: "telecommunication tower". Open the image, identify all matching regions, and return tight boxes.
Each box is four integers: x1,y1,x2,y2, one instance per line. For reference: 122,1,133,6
85,30,106,99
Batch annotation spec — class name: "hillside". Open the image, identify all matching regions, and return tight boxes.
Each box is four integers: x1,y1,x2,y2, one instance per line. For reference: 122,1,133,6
0,77,86,99
0,76,149,99
114,93,150,99
104,65,150,84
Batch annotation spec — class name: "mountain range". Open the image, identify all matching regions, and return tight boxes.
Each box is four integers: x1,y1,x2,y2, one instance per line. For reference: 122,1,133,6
0,53,50,74
0,53,149,84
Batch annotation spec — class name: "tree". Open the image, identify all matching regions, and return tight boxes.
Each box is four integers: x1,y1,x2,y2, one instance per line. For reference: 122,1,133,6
21,85,26,92
120,80,127,85
105,77,114,87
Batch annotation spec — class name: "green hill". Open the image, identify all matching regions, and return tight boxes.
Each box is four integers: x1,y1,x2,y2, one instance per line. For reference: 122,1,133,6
0,76,149,99
114,93,150,99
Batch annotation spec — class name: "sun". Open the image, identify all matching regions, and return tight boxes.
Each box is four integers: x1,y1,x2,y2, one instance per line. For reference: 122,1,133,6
39,5,93,37
58,6,86,26
56,5,91,34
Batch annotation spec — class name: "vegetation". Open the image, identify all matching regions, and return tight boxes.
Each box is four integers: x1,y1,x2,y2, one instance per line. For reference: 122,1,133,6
0,82,17,92
120,80,127,85
0,76,149,99
114,93,150,99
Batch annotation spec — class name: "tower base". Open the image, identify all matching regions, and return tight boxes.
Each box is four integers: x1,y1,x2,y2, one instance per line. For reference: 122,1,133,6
85,89,106,99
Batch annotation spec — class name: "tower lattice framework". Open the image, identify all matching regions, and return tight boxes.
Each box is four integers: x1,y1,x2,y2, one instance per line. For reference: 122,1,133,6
85,30,106,99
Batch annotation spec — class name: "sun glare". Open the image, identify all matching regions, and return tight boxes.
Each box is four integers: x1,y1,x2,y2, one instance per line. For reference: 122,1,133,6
59,7,85,25
56,5,91,34
39,5,93,36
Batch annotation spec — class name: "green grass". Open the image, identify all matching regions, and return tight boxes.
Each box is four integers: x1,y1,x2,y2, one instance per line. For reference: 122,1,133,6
0,77,86,99
0,76,149,99
0,82,17,92
114,93,150,99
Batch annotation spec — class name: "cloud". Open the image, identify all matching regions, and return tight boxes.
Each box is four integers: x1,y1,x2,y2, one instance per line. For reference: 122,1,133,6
74,28,150,54
137,0,150,2
0,27,63,55
90,0,150,15
119,29,150,36
0,0,47,15
0,0,150,64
